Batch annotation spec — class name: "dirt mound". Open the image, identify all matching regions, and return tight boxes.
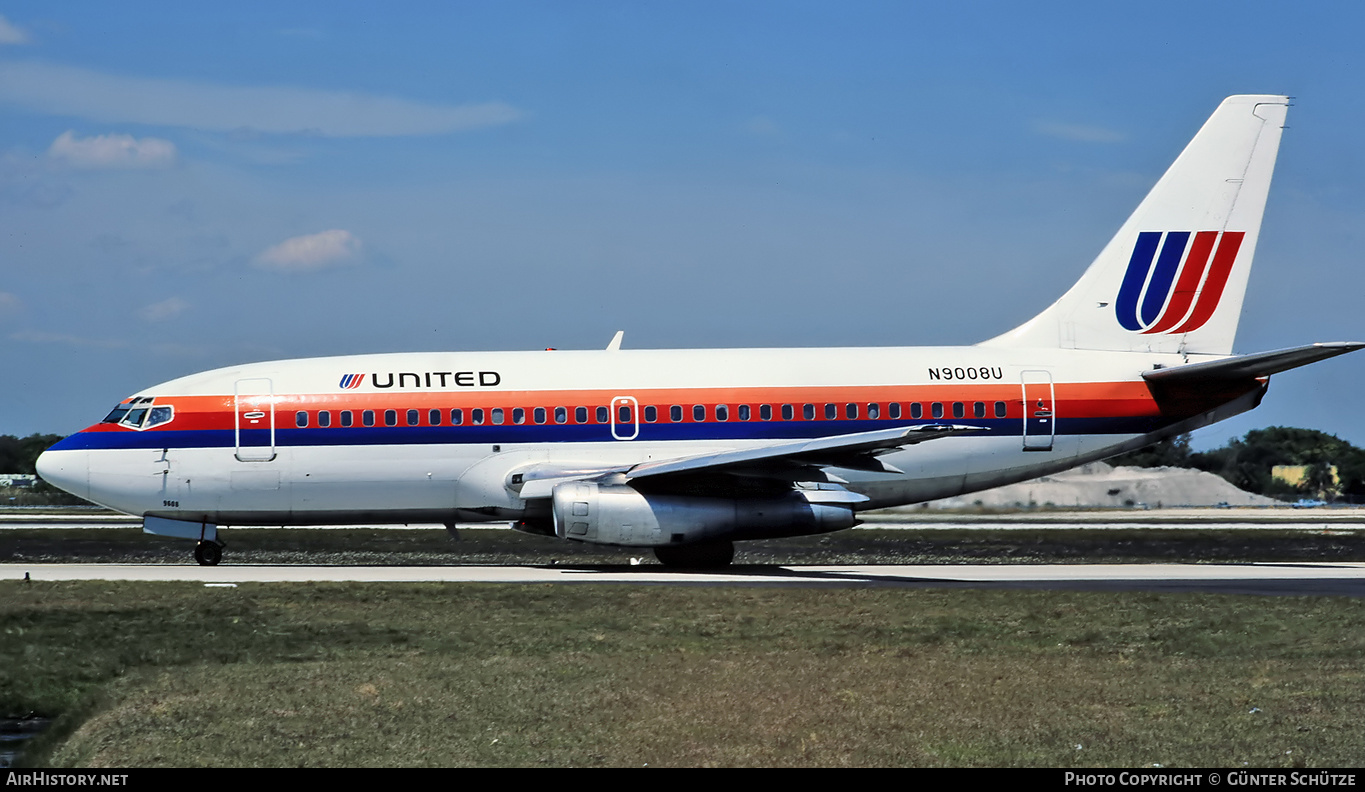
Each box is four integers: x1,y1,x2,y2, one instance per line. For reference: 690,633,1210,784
922,462,1278,509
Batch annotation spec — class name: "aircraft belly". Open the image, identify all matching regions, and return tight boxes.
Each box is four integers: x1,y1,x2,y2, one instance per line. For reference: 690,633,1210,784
849,434,1116,509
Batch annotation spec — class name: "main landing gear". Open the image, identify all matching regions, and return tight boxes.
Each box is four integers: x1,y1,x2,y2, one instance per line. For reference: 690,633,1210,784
653,539,735,568
194,540,224,566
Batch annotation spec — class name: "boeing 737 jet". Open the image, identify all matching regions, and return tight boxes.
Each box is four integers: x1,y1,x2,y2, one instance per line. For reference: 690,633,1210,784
36,95,1363,566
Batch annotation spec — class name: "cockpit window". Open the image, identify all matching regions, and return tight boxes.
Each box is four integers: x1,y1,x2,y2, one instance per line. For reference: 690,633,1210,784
108,400,173,430
103,396,157,425
102,405,132,424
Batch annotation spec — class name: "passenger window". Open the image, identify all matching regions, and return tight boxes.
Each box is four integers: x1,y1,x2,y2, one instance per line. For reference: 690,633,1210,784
429,409,441,426
670,405,683,422
575,407,588,424
846,403,858,420
296,411,308,428
888,403,901,419
513,408,525,425
341,410,353,427
408,409,420,426
618,405,631,423
910,403,922,419
867,403,879,419
716,405,728,422
596,406,608,423
738,404,750,421
953,402,964,419
471,409,484,425
451,409,464,425
760,404,772,421
492,408,505,425
803,404,815,421
825,403,837,420
319,410,331,428
931,403,943,419
973,402,985,419
643,405,657,422
363,410,376,427
534,407,547,424
384,409,397,427
995,401,1007,418
555,406,568,424
781,404,794,421
693,404,705,422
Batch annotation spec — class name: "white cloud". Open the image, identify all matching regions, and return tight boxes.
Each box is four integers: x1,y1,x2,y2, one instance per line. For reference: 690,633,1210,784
0,16,30,45
0,60,524,137
1032,120,1125,143
138,297,190,322
255,229,363,272
47,130,178,169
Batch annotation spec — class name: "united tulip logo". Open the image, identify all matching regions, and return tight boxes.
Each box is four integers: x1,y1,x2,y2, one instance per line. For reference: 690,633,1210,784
339,374,366,389
1115,231,1244,334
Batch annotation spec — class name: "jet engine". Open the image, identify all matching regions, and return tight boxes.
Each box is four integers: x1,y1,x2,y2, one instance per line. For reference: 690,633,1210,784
549,480,856,547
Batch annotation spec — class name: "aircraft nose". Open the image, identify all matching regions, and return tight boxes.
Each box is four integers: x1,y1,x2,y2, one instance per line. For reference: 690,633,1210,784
36,446,89,501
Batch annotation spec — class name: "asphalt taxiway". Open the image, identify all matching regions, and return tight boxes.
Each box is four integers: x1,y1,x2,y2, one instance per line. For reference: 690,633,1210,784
3,562,1363,596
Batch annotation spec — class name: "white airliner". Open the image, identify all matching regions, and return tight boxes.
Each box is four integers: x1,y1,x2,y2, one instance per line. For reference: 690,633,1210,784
36,95,1362,566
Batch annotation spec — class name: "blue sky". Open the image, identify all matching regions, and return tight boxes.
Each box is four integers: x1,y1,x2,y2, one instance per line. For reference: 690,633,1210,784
2,2,1363,449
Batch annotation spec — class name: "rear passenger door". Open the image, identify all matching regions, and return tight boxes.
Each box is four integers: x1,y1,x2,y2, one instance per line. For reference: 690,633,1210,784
1021,371,1055,452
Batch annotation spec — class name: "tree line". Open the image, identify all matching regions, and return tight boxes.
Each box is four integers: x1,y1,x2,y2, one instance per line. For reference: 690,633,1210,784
1108,426,1365,502
0,433,65,475
0,434,88,505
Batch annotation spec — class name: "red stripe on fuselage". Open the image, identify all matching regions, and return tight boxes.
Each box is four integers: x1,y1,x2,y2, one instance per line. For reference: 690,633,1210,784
75,381,1168,435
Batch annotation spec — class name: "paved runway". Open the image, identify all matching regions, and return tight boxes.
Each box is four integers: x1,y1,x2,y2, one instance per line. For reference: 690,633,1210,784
4,562,1363,596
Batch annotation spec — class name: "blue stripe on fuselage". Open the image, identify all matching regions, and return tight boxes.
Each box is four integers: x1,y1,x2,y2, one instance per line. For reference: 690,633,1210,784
51,414,1170,452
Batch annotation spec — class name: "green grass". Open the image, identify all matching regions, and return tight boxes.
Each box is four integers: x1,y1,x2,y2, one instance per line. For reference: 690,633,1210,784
3,582,1364,767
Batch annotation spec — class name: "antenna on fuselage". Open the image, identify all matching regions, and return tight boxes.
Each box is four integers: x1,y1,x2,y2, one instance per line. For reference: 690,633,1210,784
606,330,624,351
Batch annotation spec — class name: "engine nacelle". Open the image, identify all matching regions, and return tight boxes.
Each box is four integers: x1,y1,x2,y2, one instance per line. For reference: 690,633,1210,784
550,481,856,547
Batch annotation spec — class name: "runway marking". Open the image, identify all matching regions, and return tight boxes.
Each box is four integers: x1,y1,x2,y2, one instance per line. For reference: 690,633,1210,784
3,563,1364,596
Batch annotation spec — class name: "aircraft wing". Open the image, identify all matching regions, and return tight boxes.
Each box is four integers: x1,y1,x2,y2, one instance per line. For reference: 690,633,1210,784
1143,342,1365,384
514,423,984,499
624,424,982,479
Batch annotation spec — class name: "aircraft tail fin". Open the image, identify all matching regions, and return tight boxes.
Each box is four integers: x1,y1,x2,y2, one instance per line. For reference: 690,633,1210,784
982,95,1289,355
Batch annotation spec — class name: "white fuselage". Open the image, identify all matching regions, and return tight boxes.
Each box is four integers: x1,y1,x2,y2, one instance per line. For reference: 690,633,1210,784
37,344,1259,534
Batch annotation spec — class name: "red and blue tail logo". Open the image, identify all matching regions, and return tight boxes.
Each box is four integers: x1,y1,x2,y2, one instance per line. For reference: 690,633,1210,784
339,374,366,389
1115,231,1244,334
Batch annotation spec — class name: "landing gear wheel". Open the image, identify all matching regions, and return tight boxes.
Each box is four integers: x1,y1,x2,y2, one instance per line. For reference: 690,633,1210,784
194,541,223,566
654,540,735,568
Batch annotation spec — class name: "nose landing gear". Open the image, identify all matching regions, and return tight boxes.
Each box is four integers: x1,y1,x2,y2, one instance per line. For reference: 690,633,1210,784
194,541,224,566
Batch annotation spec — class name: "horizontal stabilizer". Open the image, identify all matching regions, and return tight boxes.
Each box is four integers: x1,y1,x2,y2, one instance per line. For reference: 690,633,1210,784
1143,342,1365,384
